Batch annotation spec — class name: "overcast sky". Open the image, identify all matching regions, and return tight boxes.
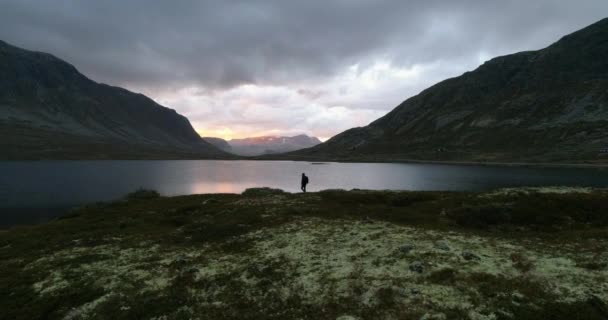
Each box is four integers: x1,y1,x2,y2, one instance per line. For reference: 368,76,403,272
1,1,607,140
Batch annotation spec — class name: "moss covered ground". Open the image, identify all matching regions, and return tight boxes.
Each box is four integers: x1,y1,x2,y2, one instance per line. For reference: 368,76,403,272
1,187,607,319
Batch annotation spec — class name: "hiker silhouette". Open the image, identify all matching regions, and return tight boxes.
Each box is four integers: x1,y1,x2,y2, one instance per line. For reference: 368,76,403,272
301,173,309,193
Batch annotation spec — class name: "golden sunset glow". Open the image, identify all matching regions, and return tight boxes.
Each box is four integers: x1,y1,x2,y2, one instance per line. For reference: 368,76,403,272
195,126,319,141
195,127,236,140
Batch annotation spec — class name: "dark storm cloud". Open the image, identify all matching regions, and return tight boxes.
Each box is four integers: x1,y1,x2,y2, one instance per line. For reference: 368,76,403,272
1,1,607,139
1,0,606,89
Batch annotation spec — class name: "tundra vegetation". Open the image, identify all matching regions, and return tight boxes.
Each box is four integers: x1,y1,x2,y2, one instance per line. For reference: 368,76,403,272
1,187,607,319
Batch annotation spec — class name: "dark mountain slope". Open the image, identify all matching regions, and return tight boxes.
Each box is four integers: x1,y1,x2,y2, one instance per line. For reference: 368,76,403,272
292,18,608,163
202,137,232,152
0,40,227,159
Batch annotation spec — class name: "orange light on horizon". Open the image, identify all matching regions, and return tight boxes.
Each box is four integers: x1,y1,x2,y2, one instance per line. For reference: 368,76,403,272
195,126,329,141
195,127,235,140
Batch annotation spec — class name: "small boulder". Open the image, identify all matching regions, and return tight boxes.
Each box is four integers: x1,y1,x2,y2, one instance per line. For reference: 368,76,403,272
420,313,447,320
393,287,408,297
173,255,188,265
409,261,425,273
512,292,525,303
435,241,450,251
399,244,415,254
462,251,481,261
397,244,414,254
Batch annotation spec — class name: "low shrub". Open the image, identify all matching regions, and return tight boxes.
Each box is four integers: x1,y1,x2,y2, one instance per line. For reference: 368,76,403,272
125,188,161,200
242,187,287,196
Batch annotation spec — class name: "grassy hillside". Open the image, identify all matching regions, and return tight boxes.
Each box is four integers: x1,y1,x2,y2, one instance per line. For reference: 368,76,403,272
288,18,608,164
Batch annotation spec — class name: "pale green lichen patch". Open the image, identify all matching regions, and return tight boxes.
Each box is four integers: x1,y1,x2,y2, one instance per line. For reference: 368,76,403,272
33,270,70,295
18,217,608,318
241,219,607,315
29,244,184,297
119,216,606,319
62,293,113,320
483,186,595,197
3,188,608,319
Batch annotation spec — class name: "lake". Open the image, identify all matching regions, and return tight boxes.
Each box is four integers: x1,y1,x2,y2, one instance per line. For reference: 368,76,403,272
1,160,607,227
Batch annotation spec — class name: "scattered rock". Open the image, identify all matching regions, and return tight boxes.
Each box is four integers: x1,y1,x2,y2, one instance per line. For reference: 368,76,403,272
173,256,188,265
399,244,415,254
420,313,447,320
512,292,525,303
393,287,408,297
202,199,219,205
336,315,359,320
496,309,514,318
435,241,450,251
247,263,273,277
409,261,425,273
394,286,420,297
468,310,496,320
462,251,481,261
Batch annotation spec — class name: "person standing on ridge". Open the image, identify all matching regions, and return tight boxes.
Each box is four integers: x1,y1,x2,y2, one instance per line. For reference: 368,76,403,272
301,173,309,193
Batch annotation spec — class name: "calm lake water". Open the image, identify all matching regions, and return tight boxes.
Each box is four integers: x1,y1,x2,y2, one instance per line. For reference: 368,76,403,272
1,160,607,227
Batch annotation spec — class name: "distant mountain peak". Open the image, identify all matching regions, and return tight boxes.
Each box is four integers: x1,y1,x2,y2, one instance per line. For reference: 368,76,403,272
204,134,321,156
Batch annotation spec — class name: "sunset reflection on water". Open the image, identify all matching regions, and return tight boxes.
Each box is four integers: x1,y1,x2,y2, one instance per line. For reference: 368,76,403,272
188,181,249,194
2,160,608,211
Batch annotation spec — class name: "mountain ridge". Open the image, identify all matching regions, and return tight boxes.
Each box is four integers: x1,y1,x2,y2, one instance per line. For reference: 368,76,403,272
286,17,608,163
204,134,321,156
0,40,228,159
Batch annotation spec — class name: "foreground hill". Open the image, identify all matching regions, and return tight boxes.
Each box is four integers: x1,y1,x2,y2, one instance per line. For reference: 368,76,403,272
290,18,608,164
204,134,321,156
1,187,607,319
0,40,227,159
